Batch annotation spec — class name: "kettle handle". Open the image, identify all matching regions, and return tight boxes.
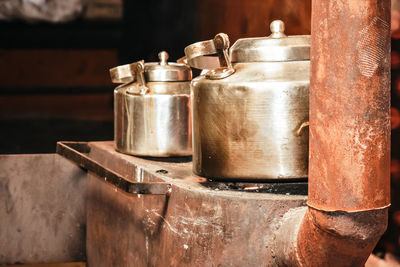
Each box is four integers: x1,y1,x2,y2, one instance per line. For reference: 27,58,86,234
109,63,134,84
184,33,235,80
109,61,149,95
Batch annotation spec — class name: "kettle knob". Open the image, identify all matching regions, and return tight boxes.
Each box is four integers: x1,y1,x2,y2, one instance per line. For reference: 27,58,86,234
158,51,169,66
269,20,287,38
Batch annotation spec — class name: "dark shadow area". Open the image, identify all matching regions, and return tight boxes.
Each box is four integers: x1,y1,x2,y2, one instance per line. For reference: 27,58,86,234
120,0,196,64
138,156,192,163
0,118,113,154
200,181,308,196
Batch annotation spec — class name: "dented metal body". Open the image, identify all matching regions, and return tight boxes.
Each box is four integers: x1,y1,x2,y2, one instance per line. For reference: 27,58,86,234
111,52,193,157
185,21,310,180
114,81,192,157
190,61,310,180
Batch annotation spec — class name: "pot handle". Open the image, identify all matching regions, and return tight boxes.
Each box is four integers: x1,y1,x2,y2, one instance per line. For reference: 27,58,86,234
184,33,235,79
109,61,149,95
56,141,172,195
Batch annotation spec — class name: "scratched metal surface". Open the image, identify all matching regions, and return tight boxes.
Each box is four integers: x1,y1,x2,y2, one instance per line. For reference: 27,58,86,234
86,141,307,267
0,154,87,264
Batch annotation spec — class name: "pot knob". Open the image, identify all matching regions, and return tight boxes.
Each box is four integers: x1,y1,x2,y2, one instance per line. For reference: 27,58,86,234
158,51,169,66
269,20,287,38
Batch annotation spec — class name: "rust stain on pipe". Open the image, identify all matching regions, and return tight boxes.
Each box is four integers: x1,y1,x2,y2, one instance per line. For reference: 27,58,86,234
274,1,391,266
295,0,391,265
308,0,391,212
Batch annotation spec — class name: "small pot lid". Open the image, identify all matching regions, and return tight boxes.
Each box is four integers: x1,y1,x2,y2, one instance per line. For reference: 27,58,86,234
110,51,192,84
230,20,310,63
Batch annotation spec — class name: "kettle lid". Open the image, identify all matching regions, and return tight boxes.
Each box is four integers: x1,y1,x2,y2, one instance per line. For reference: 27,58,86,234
230,20,310,63
144,51,192,82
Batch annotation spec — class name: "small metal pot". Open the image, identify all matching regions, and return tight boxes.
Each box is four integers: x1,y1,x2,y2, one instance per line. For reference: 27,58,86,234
184,21,310,180
110,51,192,157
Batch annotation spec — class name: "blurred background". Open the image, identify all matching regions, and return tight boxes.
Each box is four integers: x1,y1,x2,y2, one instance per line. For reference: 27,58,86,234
0,0,310,154
0,0,399,261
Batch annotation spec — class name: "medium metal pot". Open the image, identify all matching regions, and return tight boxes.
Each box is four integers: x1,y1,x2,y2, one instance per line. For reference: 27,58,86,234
185,20,310,180
110,51,192,157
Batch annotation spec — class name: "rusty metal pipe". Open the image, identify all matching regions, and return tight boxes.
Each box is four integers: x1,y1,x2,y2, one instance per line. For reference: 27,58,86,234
274,0,391,266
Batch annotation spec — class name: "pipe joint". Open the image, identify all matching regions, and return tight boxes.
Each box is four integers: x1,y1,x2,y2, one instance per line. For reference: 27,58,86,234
304,208,388,242
273,207,388,267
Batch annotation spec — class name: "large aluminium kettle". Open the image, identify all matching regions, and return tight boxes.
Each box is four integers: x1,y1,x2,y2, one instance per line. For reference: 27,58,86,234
110,51,192,157
184,20,310,180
